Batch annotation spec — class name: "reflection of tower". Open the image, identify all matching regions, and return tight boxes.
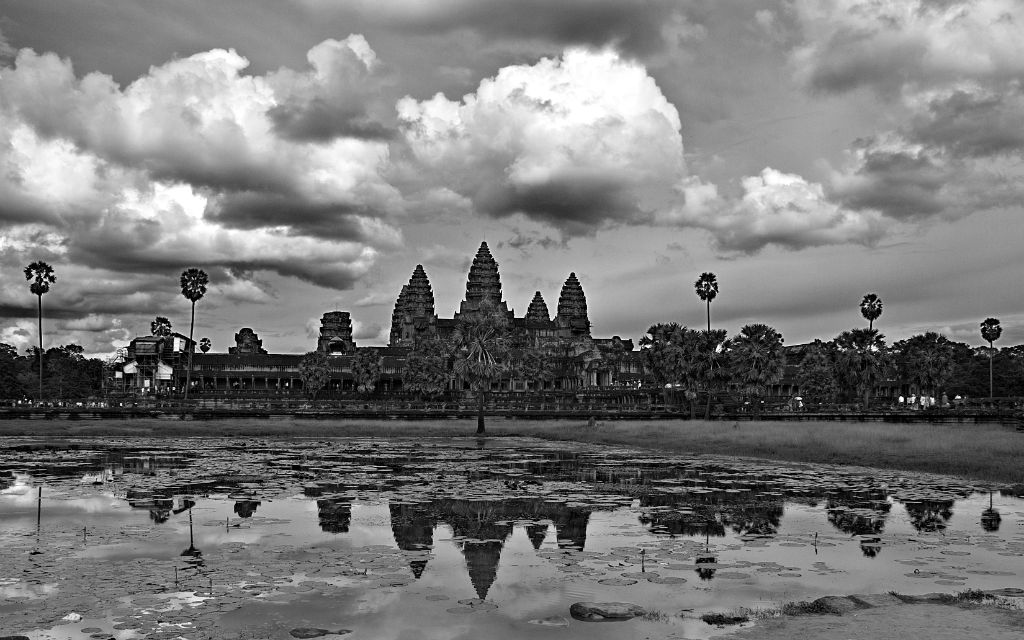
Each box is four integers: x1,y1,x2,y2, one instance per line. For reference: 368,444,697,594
525,523,549,550
233,500,261,519
461,539,505,600
551,507,591,550
443,499,513,600
317,498,352,533
389,503,436,578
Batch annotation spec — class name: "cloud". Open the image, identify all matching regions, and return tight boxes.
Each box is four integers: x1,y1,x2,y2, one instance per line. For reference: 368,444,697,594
830,132,1024,221
906,85,1024,157
790,0,1024,96
668,168,887,252
266,35,395,142
351,319,385,342
0,43,403,230
398,48,686,236
322,0,697,57
0,38,407,294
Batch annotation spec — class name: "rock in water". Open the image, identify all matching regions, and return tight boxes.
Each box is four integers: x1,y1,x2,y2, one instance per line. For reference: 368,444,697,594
569,602,646,621
289,629,352,638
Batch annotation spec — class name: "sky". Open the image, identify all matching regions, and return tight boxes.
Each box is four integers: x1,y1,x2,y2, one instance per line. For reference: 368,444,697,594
1,0,1022,358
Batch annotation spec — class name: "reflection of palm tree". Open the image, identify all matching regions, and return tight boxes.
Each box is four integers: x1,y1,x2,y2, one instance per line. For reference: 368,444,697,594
981,492,1001,532
317,498,352,533
24,261,56,401
905,499,954,532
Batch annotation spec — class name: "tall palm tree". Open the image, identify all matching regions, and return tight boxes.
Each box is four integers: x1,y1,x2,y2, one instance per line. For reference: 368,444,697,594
180,268,209,402
23,261,56,402
451,301,509,434
727,324,786,418
859,293,883,330
834,327,890,410
980,318,1002,399
694,272,719,332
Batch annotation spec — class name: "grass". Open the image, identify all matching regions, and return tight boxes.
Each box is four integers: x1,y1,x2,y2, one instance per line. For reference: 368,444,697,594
0,416,1022,484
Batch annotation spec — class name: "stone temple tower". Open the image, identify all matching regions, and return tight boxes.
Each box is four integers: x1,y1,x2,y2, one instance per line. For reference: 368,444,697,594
555,273,590,338
390,264,437,346
456,242,511,319
525,291,550,323
318,311,356,354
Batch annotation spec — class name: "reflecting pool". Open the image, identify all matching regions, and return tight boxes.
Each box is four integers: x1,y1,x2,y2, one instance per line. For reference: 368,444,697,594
1,436,1022,639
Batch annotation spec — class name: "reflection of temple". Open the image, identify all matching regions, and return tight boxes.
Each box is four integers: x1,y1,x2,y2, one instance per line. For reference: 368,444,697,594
389,497,595,599
317,498,352,534
389,503,436,578
234,500,261,518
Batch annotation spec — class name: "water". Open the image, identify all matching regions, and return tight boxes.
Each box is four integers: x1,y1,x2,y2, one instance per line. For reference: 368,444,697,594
1,436,1022,639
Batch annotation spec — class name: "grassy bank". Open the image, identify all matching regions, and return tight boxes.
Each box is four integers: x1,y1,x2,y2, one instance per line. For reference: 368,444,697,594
1,417,1022,485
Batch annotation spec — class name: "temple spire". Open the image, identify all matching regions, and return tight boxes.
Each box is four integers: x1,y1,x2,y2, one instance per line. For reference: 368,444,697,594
458,241,510,317
526,291,550,323
555,272,590,337
390,264,436,346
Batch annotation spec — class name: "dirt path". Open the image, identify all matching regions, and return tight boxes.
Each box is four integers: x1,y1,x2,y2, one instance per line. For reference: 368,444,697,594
725,593,1024,640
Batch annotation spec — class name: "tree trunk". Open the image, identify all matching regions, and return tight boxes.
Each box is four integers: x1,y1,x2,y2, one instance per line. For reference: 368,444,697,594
184,300,195,403
862,387,871,411
706,300,711,332
704,390,712,420
988,341,994,399
476,388,486,434
37,294,43,402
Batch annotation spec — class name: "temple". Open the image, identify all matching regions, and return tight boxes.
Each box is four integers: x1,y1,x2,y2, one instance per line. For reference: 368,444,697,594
117,241,643,394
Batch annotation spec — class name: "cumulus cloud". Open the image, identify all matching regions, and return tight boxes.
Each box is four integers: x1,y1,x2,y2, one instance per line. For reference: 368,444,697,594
667,168,886,252
398,48,686,236
791,0,1024,96
266,35,395,141
0,44,404,237
790,1,1024,225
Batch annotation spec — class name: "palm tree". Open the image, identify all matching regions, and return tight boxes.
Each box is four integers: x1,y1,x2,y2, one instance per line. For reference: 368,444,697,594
980,318,1002,399
199,337,211,353
894,332,956,402
298,350,331,400
24,261,56,402
150,316,173,336
451,301,510,435
180,268,209,402
859,293,883,330
727,324,786,418
692,328,730,419
834,328,890,410
694,272,719,332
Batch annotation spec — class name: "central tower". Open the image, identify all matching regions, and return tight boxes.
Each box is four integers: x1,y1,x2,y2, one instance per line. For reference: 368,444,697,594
456,241,511,319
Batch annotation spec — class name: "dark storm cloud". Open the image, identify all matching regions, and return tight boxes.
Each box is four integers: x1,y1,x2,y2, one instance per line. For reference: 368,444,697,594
834,145,948,219
475,175,644,237
351,0,691,57
908,89,1024,157
799,28,927,97
203,192,375,241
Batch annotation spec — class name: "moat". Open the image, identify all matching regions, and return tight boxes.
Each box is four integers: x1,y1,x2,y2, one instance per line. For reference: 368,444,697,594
2,436,1023,640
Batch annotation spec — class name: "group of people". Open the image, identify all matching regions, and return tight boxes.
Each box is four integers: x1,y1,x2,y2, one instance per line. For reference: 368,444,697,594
896,393,967,410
